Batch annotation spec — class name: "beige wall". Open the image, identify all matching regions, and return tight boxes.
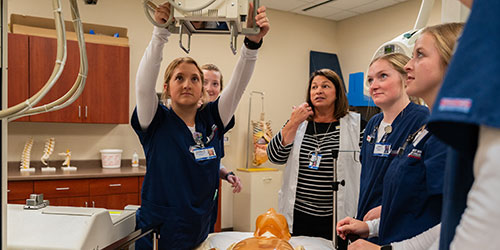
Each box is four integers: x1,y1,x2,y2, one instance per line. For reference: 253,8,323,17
7,0,338,228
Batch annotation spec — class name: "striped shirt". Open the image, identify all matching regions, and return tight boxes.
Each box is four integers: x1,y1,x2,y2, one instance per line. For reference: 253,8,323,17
268,121,364,217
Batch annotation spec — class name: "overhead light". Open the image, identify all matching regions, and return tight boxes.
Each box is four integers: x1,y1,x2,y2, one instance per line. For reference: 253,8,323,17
302,0,335,12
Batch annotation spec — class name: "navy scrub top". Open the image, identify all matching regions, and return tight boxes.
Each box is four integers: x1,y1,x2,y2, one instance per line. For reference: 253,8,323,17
427,1,500,249
378,129,446,245
357,102,429,220
131,99,234,249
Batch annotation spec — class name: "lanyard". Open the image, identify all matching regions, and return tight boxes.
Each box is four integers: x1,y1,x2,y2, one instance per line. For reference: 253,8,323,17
312,121,334,154
190,124,218,151
397,125,426,156
368,122,392,143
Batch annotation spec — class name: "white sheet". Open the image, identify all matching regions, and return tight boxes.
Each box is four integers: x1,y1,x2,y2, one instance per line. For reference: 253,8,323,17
197,232,334,250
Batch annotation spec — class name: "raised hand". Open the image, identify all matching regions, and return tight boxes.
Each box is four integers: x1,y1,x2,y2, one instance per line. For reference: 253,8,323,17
245,4,270,43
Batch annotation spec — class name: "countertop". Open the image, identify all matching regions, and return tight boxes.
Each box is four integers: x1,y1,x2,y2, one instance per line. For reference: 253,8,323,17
8,160,146,181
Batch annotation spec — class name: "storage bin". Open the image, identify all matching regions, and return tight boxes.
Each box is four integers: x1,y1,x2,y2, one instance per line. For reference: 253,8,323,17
100,149,123,168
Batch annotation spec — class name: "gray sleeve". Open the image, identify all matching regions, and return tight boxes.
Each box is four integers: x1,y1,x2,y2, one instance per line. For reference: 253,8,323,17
135,27,170,130
218,46,258,127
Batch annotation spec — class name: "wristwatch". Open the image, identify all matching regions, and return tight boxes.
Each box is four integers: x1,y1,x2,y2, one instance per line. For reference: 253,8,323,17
224,171,235,181
380,244,392,250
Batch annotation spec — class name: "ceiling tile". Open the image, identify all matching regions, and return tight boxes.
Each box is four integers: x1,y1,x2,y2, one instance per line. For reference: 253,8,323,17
352,0,399,14
325,0,377,10
325,10,360,21
261,0,311,12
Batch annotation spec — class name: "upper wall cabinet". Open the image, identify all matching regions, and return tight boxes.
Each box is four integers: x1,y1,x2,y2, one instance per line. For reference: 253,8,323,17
8,33,29,122
8,33,129,124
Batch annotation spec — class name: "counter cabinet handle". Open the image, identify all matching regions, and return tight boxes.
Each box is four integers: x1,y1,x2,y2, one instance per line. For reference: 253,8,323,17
56,187,70,191
109,183,122,187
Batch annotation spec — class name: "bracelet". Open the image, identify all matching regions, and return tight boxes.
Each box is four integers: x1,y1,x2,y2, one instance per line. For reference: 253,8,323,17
244,37,263,50
225,171,235,181
380,244,392,250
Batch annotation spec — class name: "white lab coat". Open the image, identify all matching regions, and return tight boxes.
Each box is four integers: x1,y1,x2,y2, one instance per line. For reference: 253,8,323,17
278,112,361,232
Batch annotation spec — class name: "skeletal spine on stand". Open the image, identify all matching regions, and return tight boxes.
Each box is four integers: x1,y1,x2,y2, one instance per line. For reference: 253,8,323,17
251,112,272,166
20,138,34,170
41,138,55,166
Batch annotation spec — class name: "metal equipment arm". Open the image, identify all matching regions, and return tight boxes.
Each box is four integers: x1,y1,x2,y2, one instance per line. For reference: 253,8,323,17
8,0,88,121
0,0,67,119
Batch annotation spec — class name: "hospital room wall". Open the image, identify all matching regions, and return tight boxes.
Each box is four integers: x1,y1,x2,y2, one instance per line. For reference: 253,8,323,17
336,0,442,87
6,0,339,229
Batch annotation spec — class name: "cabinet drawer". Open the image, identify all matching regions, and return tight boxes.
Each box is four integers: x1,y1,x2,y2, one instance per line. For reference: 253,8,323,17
91,193,139,210
49,196,90,207
89,177,138,196
8,181,33,201
35,179,89,198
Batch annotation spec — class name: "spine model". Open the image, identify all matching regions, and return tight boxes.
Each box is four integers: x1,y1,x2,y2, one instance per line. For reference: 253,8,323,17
41,138,55,166
20,138,34,169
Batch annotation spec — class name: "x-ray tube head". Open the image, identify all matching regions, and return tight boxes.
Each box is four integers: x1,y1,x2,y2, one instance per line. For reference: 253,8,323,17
372,28,422,59
364,28,423,96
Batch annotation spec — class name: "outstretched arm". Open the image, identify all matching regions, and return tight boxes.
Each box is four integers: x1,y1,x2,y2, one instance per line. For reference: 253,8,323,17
136,3,172,130
218,5,270,127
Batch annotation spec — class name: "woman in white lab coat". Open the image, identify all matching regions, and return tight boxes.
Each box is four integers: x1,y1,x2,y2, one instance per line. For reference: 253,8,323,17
267,69,362,249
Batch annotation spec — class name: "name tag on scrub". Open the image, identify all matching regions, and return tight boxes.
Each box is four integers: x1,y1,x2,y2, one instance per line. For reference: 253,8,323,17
193,147,217,161
373,143,391,157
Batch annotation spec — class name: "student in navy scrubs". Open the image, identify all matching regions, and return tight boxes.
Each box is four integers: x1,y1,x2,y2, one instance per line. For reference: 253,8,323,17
356,53,429,228
201,63,243,233
336,22,464,249
427,0,500,249
131,3,269,249
201,63,242,194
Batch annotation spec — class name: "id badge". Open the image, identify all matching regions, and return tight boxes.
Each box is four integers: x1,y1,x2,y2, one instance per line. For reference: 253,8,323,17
308,153,322,170
193,146,217,161
373,143,392,157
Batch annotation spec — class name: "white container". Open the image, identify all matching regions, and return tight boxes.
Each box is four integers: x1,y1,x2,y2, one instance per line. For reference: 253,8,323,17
100,149,123,168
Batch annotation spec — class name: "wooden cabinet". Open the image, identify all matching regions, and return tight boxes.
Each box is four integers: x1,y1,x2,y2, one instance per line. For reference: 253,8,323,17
34,179,90,207
90,177,139,209
7,181,33,204
49,196,90,207
7,33,129,124
8,33,29,122
91,193,139,210
35,179,90,198
9,177,140,209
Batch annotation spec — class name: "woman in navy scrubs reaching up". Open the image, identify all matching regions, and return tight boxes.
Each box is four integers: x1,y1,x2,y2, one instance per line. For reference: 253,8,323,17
131,2,269,249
